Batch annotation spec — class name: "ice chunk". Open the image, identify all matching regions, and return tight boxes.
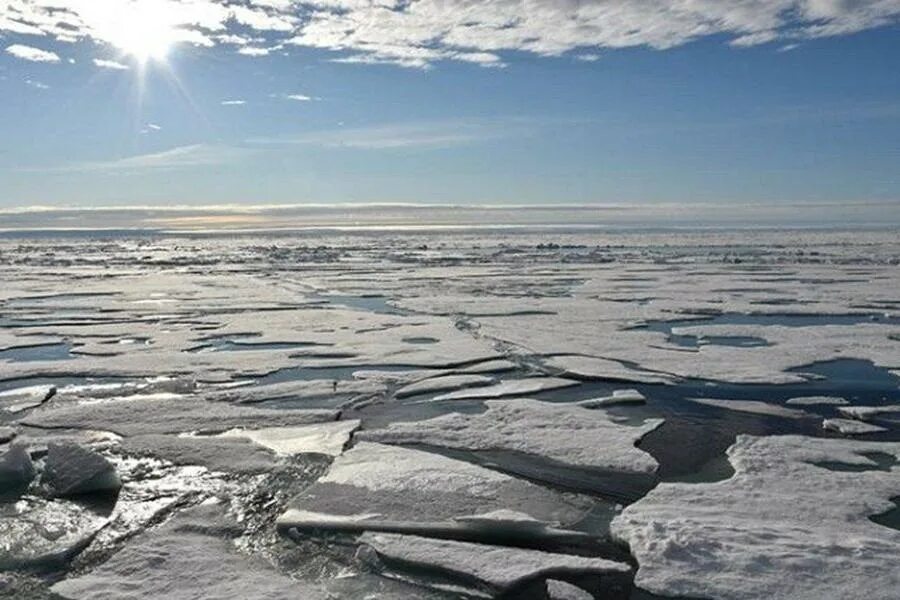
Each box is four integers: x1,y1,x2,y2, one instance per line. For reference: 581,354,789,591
214,420,360,456
0,496,107,570
0,443,35,489
24,396,338,436
0,426,16,443
431,377,579,401
360,399,662,474
119,434,279,475
42,443,121,497
823,418,888,435
688,397,809,418
837,404,900,420
395,374,495,398
612,435,900,600
543,355,675,384
278,442,586,542
0,384,55,413
577,389,646,408
359,532,629,596
547,579,593,600
52,504,329,600
785,395,848,406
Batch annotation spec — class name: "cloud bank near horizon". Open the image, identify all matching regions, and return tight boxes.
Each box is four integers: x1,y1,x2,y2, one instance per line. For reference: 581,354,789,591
2,0,899,69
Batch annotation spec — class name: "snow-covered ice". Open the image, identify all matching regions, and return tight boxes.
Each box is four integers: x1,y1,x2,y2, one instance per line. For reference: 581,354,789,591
359,532,629,595
577,389,646,408
395,374,495,398
430,377,579,401
612,435,900,600
214,420,360,456
688,397,810,419
823,418,888,435
360,398,662,474
278,441,587,541
785,395,848,406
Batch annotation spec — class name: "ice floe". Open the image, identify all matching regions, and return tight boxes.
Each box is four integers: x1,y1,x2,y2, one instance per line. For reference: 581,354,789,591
687,397,810,419
576,389,646,408
785,395,848,406
278,442,586,542
612,435,900,600
430,377,579,401
837,404,900,420
23,396,338,436
822,418,888,435
395,374,495,398
0,385,55,413
359,399,662,474
51,503,330,600
359,532,630,597
214,420,360,456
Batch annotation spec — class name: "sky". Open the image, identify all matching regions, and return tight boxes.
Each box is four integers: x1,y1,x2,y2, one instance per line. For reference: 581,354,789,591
1,0,899,217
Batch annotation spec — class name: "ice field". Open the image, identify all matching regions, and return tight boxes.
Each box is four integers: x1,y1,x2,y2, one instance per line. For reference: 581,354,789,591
1,228,899,599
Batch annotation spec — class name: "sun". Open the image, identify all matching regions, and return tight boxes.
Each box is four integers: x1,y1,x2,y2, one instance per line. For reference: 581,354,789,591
99,1,180,63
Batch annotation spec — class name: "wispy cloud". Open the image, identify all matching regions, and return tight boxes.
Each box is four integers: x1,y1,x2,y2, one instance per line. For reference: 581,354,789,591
251,119,528,150
5,43,59,62
25,79,50,89
39,144,255,173
93,58,130,70
2,2,899,69
221,99,247,105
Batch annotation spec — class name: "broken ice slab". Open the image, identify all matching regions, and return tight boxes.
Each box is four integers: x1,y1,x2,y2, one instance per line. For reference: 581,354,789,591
0,496,108,570
430,377,579,401
359,532,630,598
576,389,646,408
784,395,848,406
0,443,36,490
51,503,330,600
837,404,900,421
360,398,662,475
42,443,121,497
23,396,339,436
394,374,496,398
211,420,360,457
278,442,589,545
823,418,888,435
0,384,56,413
687,397,810,419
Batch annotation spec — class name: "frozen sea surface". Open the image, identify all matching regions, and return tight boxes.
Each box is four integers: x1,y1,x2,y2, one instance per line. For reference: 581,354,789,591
1,228,899,599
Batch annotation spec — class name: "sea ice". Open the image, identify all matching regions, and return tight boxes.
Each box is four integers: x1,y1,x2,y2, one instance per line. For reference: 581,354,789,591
0,443,35,488
822,418,888,435
577,389,646,408
24,396,338,436
0,426,16,443
42,443,121,497
119,434,279,475
547,579,594,600
51,504,330,600
0,385,55,413
837,404,900,420
214,420,360,456
360,399,662,474
687,397,809,419
784,395,848,406
395,374,495,398
278,442,586,542
430,377,579,401
0,496,108,570
542,355,675,385
612,435,900,600
359,532,629,596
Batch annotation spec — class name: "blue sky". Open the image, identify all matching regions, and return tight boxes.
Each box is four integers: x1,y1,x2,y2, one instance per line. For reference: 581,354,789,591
1,1,898,212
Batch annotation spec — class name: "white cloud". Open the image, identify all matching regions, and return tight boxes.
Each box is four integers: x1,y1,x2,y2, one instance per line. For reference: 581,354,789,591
221,99,247,105
47,144,254,172
1,1,899,69
285,93,313,101
93,58,130,70
5,43,60,62
25,78,50,89
251,119,526,150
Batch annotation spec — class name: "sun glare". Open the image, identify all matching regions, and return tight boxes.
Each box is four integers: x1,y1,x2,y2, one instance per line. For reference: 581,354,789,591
100,1,179,62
